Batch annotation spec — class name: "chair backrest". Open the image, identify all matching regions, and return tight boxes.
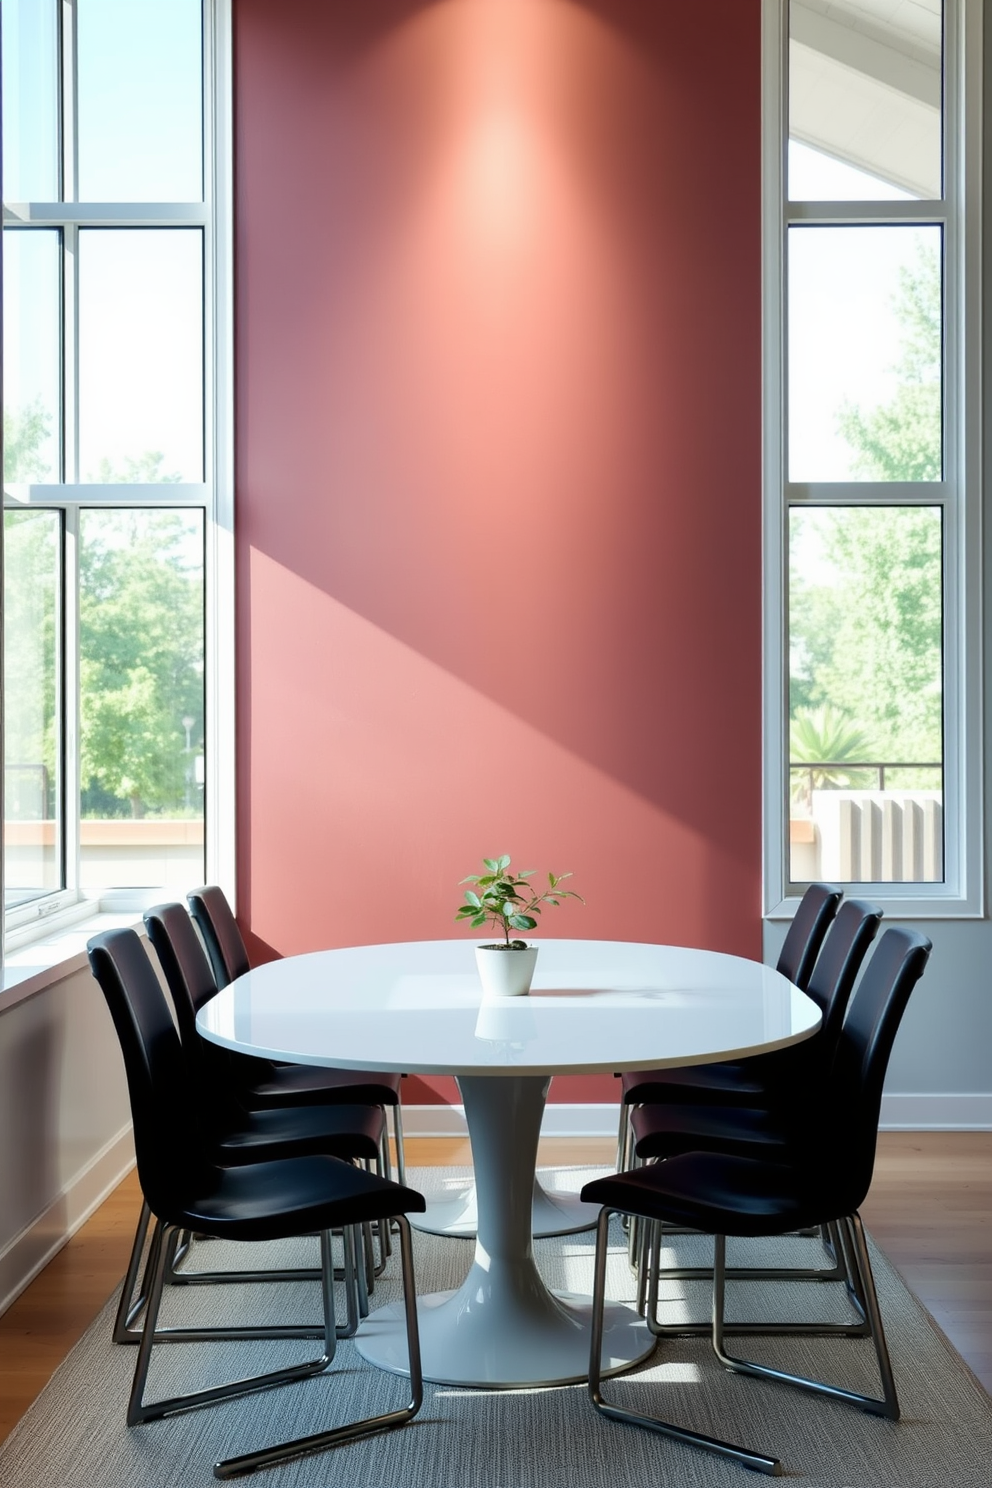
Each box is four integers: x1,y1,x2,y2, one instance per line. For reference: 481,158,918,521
144,901,219,1029
144,901,249,1125
821,927,932,1210
187,884,251,989
776,882,842,990
87,928,205,1217
802,897,883,1053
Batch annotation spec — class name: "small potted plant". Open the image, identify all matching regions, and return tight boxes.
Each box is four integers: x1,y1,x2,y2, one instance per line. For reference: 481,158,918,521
456,855,583,997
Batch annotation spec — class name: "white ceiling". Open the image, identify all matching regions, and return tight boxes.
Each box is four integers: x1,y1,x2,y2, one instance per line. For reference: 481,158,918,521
790,0,942,197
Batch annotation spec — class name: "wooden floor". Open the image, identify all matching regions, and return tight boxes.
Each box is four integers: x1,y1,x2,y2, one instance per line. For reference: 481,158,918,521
1,1132,989,1445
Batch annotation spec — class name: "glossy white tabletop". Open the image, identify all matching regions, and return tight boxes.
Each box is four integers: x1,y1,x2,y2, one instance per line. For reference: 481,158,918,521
197,938,820,1077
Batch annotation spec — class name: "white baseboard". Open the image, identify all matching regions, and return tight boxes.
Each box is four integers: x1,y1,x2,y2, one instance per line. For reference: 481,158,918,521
404,1096,992,1138
403,1104,469,1137
0,1123,136,1318
404,1103,618,1138
878,1093,992,1129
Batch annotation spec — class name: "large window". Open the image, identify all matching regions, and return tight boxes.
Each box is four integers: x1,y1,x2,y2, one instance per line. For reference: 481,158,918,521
765,0,981,910
2,0,232,947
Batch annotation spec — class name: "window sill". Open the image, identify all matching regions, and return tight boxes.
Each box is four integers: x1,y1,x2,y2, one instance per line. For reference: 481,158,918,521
1,911,145,1013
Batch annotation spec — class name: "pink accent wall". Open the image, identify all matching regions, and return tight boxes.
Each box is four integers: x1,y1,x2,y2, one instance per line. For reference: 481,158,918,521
234,0,762,1104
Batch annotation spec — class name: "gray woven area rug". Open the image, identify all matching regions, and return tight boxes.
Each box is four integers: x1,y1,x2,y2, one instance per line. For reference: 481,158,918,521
2,1166,990,1488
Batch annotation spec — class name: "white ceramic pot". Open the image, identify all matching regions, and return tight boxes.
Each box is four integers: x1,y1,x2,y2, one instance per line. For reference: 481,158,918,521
475,944,538,998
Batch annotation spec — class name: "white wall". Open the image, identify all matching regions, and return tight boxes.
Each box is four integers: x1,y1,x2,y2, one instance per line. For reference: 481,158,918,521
0,962,134,1315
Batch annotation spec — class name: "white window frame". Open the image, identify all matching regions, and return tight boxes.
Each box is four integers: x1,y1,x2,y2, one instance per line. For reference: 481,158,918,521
762,0,983,920
1,0,235,953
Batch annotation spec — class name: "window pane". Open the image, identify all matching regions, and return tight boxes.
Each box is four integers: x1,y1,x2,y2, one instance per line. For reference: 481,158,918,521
78,229,204,482
1,0,59,202
79,509,204,891
3,229,61,484
789,0,942,201
788,225,942,483
4,510,62,906
789,506,943,884
77,0,203,202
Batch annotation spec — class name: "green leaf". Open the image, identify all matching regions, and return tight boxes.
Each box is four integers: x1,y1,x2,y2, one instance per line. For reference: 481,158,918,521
459,875,480,885
496,854,511,871
483,858,501,872
510,914,538,930
464,890,481,908
471,914,487,928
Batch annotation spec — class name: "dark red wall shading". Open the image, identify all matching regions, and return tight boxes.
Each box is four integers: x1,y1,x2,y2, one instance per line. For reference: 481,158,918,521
234,0,763,1103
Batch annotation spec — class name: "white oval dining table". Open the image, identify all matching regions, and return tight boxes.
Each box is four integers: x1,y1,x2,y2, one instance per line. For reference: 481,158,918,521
197,937,820,1389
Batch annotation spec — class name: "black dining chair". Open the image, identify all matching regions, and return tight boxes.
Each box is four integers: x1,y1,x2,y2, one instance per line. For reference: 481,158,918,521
140,901,392,1303
187,885,408,1184
625,897,881,1306
99,916,382,1344
87,927,426,1480
628,897,882,1166
615,882,842,1168
581,926,932,1479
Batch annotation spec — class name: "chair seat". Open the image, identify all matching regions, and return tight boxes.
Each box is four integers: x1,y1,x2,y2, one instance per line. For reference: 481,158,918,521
216,1102,385,1163
170,1153,426,1243
582,1151,831,1238
630,1099,798,1162
247,1064,401,1108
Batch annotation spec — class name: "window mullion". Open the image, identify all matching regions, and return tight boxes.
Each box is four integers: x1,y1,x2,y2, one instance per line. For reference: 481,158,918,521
787,199,949,225
63,223,78,483
62,506,81,896
205,0,235,896
60,0,77,203
786,481,952,506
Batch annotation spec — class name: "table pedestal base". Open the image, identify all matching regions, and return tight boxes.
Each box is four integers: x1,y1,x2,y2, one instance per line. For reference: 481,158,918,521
356,1276,653,1388
410,1174,601,1239
361,1073,652,1387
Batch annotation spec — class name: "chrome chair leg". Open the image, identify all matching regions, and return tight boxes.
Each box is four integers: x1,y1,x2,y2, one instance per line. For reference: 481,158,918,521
362,1221,376,1312
615,1098,629,1173
114,1198,153,1342
378,1123,395,1256
353,1224,370,1320
392,1099,407,1187
654,1226,851,1285
647,1221,869,1340
337,1225,361,1338
119,1219,360,1345
213,1216,424,1480
588,1208,782,1477
128,1223,337,1427
710,1220,899,1419
386,1100,407,1241
635,1220,651,1314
